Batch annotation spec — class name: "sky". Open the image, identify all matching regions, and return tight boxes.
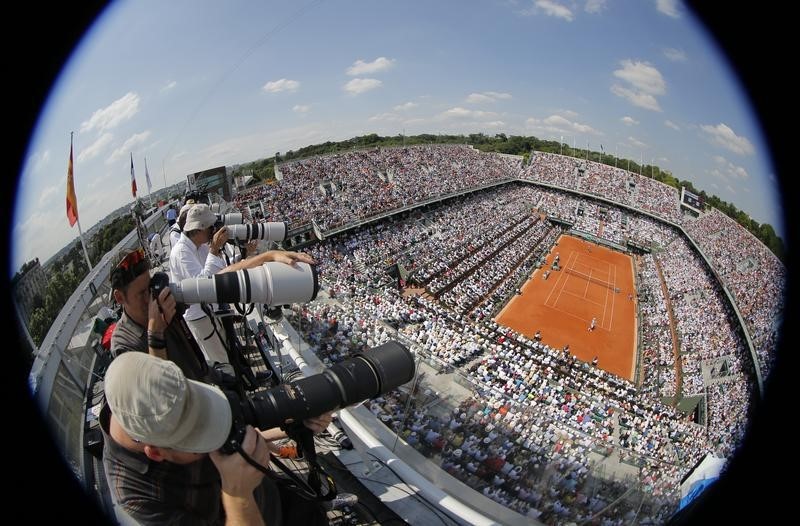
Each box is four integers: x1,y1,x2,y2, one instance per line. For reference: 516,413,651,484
12,0,784,275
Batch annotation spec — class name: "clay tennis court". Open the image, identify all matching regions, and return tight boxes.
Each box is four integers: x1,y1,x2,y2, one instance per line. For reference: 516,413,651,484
496,234,637,380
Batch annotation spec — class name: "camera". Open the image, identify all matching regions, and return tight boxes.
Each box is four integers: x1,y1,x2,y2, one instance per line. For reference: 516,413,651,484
220,341,416,454
225,222,287,242
149,261,318,306
214,212,244,228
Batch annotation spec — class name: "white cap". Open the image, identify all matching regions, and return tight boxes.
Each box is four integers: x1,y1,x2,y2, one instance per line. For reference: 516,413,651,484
105,352,232,453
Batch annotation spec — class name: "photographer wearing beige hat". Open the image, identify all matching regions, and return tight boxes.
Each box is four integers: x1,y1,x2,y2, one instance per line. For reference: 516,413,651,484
169,203,314,365
101,352,331,525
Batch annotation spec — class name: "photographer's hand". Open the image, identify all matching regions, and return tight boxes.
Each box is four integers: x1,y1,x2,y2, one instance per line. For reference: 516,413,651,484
303,411,334,434
261,250,316,267
210,226,229,257
147,289,175,360
244,239,259,257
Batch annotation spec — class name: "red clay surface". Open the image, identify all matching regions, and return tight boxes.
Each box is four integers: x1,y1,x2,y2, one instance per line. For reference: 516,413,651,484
495,234,637,380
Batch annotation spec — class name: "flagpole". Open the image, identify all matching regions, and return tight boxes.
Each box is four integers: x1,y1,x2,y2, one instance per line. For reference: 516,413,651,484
76,217,93,271
68,132,93,271
145,156,153,208
162,159,168,190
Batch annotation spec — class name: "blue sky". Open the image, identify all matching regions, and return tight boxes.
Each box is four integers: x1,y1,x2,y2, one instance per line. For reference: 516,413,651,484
12,0,783,273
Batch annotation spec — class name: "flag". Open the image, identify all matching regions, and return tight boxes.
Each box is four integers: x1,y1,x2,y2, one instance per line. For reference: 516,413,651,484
66,136,79,227
600,144,604,152
130,153,137,198
144,157,152,193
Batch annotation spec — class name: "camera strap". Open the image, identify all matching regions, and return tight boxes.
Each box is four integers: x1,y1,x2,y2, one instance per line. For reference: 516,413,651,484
267,454,337,503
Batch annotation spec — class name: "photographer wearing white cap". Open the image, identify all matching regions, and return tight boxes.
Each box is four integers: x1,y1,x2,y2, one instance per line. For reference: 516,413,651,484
101,352,331,525
169,203,314,364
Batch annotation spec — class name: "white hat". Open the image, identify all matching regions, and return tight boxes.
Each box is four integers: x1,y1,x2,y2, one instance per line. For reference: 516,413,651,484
184,204,217,231
104,352,232,453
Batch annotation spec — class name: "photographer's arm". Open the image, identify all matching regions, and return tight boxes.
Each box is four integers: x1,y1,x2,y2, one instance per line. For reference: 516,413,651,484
218,250,316,274
210,426,269,526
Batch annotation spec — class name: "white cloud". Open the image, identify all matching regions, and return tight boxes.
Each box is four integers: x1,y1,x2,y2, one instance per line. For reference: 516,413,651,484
711,155,749,180
725,184,736,194
263,78,300,93
369,112,401,122
38,184,58,207
627,136,648,149
343,78,383,95
77,133,114,163
161,80,177,92
292,104,311,113
530,0,574,21
621,116,639,126
665,120,680,131
106,131,152,165
440,107,500,120
701,123,754,155
80,92,140,133
346,57,395,76
611,85,662,112
466,91,512,104
393,102,418,111
584,0,608,13
663,47,687,62
484,121,506,129
656,0,681,18
525,114,602,136
613,60,666,96
30,149,51,173
611,60,666,112
557,109,579,119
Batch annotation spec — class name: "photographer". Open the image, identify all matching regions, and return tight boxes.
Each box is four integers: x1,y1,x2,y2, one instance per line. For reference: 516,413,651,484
169,203,314,364
110,247,208,380
101,352,333,525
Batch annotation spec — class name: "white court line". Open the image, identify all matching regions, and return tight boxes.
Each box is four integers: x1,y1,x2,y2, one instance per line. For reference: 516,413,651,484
582,268,593,298
607,263,617,332
544,251,577,307
600,263,611,328
547,301,591,324
561,288,605,307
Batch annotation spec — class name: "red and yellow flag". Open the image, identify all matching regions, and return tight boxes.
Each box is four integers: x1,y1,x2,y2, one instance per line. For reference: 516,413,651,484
66,136,78,227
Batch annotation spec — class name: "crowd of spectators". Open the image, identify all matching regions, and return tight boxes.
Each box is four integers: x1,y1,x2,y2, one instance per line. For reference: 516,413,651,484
683,209,785,379
636,254,678,401
234,145,520,231
274,191,751,523
656,235,755,457
220,147,778,524
520,152,682,223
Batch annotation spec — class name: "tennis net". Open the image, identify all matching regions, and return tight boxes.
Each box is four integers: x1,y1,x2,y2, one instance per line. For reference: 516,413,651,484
564,267,618,292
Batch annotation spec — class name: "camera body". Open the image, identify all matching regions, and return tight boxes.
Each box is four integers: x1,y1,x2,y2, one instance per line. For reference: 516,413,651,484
219,341,416,454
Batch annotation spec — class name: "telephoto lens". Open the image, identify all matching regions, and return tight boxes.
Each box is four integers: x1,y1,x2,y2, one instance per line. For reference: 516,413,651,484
214,212,244,227
221,341,416,453
164,260,318,306
225,222,287,242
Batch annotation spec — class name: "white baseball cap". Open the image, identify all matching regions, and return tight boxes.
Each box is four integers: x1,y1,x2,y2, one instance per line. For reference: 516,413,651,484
104,352,232,453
